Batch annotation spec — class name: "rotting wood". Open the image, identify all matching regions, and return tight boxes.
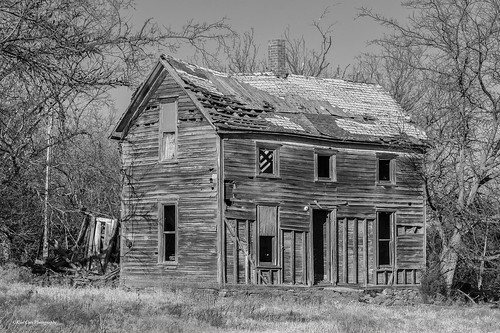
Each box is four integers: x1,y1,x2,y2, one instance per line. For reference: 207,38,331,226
363,218,369,286
72,214,90,257
332,216,338,285
113,58,426,289
223,218,267,284
291,230,296,284
343,218,348,283
353,218,358,284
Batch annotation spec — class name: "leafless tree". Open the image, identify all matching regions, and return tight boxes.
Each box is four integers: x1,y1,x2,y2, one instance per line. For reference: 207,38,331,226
0,0,233,262
212,8,337,77
360,0,500,291
222,29,264,73
284,8,335,77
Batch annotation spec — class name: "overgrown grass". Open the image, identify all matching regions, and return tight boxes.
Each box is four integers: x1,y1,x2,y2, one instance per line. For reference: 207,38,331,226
0,265,499,332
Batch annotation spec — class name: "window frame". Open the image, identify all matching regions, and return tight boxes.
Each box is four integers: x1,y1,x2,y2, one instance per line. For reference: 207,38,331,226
256,205,279,267
158,202,178,265
314,149,337,182
375,210,395,268
158,100,178,162
376,153,397,185
255,143,281,178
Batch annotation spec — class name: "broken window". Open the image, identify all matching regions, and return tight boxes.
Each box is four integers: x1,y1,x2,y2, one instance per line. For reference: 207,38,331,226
315,151,336,181
159,203,177,263
377,155,396,184
377,211,393,266
257,205,278,265
159,101,177,161
256,144,280,177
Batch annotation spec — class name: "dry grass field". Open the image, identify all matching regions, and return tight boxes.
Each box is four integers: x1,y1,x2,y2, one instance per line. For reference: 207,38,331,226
1,266,499,333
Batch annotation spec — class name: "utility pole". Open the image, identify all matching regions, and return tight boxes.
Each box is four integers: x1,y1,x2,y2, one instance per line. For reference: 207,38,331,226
42,115,53,262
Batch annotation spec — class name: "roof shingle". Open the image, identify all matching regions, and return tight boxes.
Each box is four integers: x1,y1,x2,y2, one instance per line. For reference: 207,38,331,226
164,56,426,145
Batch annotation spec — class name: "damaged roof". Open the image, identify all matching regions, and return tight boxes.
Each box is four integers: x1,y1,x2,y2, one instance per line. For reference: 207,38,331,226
113,55,426,146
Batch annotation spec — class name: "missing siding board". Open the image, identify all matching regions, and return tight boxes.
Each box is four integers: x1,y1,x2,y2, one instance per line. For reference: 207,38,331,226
397,225,423,236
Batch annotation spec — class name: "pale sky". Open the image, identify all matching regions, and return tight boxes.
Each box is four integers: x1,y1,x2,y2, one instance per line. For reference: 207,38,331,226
113,0,410,113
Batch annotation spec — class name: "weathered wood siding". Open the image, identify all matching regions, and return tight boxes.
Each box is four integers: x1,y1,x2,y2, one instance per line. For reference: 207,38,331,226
223,136,425,286
120,71,219,288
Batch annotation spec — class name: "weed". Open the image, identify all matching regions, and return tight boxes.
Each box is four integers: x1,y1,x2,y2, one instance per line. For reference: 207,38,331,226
40,301,101,327
193,307,225,327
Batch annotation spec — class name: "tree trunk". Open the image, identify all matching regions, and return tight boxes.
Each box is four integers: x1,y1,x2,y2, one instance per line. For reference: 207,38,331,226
440,231,462,291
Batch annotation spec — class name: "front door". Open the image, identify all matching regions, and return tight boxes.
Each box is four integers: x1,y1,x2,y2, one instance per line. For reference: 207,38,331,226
312,209,332,284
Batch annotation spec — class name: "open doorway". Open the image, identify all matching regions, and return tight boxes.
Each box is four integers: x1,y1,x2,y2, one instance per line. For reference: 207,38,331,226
312,209,330,284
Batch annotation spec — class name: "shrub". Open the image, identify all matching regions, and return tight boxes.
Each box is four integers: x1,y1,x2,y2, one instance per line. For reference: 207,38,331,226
419,264,447,303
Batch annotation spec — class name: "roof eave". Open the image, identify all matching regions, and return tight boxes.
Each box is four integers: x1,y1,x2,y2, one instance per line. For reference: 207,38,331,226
215,128,427,152
109,60,166,141
159,55,217,131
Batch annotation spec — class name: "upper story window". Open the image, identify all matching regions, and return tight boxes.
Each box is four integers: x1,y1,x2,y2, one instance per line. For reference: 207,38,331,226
159,100,178,161
314,150,337,182
256,143,281,177
376,153,396,184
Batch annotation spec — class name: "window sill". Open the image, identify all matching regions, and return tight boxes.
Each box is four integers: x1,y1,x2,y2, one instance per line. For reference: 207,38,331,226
158,262,178,268
376,182,396,187
315,178,337,183
256,174,281,180
256,264,281,269
158,159,179,165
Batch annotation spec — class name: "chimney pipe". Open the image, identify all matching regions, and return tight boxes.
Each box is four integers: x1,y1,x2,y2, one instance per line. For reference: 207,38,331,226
268,39,287,78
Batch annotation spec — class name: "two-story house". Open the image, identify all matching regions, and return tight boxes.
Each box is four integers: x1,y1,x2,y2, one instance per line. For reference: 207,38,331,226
111,40,426,288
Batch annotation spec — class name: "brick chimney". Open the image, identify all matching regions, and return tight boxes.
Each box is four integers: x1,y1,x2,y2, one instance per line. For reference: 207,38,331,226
268,39,287,77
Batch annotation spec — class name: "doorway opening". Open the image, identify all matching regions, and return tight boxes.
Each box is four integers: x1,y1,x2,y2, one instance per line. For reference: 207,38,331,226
312,210,330,284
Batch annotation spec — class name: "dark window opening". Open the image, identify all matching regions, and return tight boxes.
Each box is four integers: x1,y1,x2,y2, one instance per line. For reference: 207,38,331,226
377,212,393,266
378,241,390,266
164,234,176,262
259,236,274,263
317,155,330,178
164,205,176,232
259,149,274,174
378,159,391,181
257,205,278,265
162,204,176,262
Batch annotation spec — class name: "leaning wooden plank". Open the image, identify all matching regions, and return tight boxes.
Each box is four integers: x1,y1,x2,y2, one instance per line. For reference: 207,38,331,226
87,216,97,258
103,219,119,273
73,214,90,252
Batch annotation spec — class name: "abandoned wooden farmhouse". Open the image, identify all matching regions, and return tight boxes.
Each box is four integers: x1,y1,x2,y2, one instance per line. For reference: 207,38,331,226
111,40,427,289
